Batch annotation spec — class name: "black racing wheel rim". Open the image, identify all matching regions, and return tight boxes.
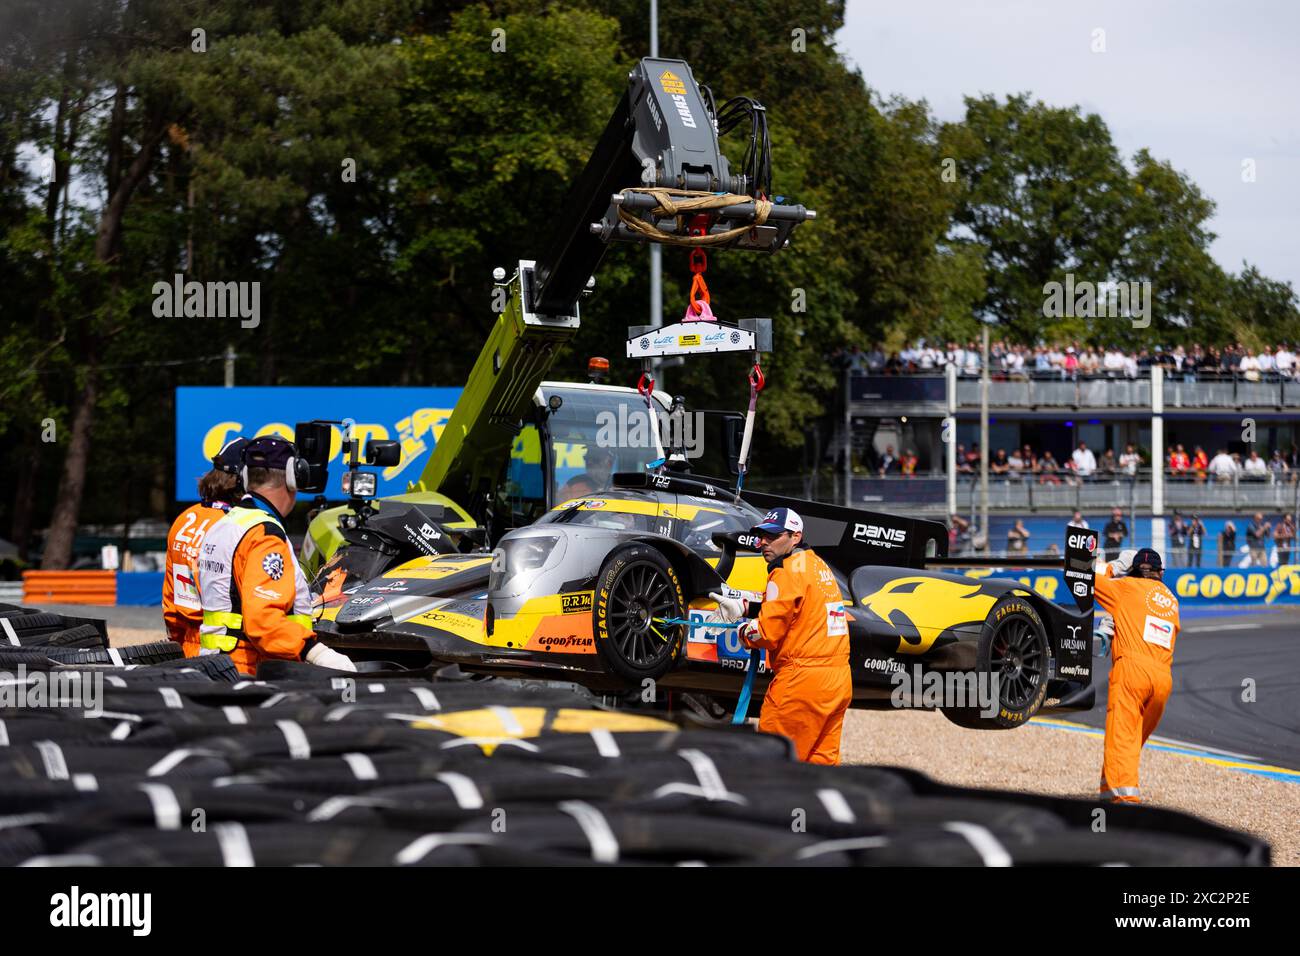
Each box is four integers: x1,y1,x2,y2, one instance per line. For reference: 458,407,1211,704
990,613,1045,710
605,560,681,667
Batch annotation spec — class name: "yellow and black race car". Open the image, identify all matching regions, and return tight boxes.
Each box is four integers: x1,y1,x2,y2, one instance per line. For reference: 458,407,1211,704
316,473,1098,729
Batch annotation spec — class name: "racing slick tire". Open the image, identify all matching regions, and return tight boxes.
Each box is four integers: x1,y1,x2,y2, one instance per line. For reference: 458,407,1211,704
592,544,687,685
940,594,1049,730
42,641,184,668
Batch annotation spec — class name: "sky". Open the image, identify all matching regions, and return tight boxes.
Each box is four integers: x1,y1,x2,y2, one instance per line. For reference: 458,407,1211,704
836,0,1300,291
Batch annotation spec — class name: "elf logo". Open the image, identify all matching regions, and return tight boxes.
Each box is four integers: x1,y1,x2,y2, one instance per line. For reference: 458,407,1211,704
1068,533,1097,552
853,524,907,545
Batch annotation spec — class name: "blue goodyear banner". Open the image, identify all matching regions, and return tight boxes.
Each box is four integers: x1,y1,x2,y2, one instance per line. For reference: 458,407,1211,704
958,565,1300,608
175,387,462,501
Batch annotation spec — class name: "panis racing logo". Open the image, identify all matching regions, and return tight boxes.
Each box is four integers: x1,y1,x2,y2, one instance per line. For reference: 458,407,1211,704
853,523,907,547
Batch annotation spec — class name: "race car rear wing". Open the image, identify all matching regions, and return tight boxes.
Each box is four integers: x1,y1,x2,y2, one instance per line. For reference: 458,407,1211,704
612,471,948,572
738,489,949,572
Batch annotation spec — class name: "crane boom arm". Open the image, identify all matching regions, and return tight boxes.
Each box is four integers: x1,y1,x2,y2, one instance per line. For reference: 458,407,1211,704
411,58,814,512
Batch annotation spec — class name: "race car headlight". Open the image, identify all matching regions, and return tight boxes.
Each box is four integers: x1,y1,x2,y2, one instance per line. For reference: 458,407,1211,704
490,535,565,595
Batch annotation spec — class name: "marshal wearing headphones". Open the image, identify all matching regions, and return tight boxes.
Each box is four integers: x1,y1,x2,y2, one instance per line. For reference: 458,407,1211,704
196,436,356,674
238,435,313,495
162,436,249,656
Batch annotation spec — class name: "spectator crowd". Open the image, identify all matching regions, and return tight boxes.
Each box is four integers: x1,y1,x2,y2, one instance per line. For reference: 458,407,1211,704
942,440,1300,485
831,341,1300,381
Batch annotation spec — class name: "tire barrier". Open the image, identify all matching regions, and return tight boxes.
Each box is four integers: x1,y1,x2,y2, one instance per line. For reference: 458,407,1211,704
0,606,1272,867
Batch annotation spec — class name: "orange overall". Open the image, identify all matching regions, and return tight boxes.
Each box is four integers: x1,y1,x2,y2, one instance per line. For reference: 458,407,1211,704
743,549,853,765
196,498,318,676
1094,565,1179,803
162,500,231,656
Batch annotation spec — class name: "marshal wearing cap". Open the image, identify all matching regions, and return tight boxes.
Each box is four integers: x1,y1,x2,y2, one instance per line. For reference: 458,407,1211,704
751,506,803,536
212,437,249,475
1131,547,1163,576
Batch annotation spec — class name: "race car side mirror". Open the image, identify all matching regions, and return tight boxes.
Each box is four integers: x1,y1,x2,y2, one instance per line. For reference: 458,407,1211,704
711,530,762,581
712,530,762,553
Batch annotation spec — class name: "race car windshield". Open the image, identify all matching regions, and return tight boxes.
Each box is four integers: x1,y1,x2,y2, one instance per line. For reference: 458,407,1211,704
546,508,662,533
544,388,667,505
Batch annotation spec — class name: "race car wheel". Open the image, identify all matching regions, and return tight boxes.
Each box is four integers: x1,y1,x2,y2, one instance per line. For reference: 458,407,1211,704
941,594,1049,730
593,544,687,685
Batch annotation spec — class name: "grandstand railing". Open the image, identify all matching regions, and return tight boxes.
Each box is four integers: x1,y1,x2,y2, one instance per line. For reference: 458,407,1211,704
824,471,1300,512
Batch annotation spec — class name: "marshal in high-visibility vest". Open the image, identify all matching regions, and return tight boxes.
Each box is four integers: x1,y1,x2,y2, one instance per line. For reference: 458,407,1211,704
196,436,355,675
163,437,246,657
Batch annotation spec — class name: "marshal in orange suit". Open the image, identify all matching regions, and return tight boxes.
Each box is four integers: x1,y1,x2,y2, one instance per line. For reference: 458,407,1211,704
1093,547,1179,803
162,438,246,656
711,507,853,765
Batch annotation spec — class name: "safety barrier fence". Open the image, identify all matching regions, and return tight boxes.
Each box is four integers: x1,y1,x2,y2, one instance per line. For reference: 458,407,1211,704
20,571,117,606
15,566,1295,611
958,565,1300,609
18,571,162,607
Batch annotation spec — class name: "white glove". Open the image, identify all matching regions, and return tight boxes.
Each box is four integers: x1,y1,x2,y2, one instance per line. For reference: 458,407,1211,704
737,619,759,644
1109,549,1136,577
306,643,357,672
706,591,747,624
1094,615,1114,657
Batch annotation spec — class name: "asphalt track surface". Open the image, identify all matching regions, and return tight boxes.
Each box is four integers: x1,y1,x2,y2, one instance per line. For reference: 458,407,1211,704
1077,606,1300,771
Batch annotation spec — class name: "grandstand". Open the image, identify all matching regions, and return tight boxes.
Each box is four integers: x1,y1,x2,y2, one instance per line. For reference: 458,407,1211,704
812,343,1300,564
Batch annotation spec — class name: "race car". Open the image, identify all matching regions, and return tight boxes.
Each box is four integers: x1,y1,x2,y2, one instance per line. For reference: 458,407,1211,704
317,472,1097,728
